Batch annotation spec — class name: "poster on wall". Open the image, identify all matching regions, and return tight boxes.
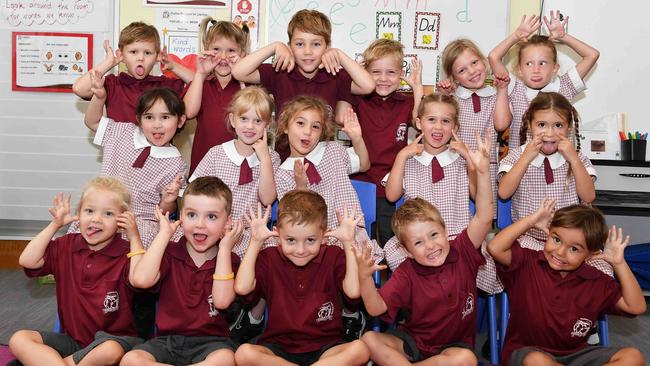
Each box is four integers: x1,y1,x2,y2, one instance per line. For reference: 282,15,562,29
0,0,111,31
156,7,213,75
230,0,259,50
144,0,225,7
12,32,92,92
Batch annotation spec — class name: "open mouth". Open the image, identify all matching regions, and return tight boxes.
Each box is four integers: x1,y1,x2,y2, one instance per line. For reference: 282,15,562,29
86,226,101,237
193,233,208,243
135,65,145,76
426,248,442,260
300,139,311,148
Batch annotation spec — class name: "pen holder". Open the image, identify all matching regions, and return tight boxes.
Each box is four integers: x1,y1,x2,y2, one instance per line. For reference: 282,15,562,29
621,139,647,161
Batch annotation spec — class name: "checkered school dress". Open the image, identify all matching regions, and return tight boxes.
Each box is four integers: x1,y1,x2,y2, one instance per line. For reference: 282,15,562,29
274,141,384,262
508,67,585,149
69,117,186,247
190,139,281,257
382,150,504,294
499,145,612,275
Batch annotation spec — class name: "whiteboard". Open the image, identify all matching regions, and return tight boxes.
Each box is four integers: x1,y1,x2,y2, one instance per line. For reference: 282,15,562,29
265,0,510,85
541,0,648,136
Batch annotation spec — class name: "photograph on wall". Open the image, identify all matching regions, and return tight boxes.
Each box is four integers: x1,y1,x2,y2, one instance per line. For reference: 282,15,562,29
12,32,92,92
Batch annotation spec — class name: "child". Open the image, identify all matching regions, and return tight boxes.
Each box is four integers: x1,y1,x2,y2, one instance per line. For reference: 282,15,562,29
351,38,423,247
121,176,242,366
73,22,189,124
234,191,370,366
355,129,494,366
488,11,600,149
183,18,249,174
9,177,144,365
383,93,503,294
488,201,645,366
191,86,280,257
231,9,375,158
439,38,511,213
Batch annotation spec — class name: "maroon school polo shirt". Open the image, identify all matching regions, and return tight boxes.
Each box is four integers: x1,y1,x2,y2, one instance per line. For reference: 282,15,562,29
250,245,352,353
259,64,354,160
154,237,240,337
352,92,414,197
188,77,240,174
496,243,628,366
378,229,484,358
104,72,185,124
24,234,138,347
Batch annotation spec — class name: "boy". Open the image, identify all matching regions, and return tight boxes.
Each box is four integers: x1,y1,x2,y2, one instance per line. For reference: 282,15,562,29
9,177,143,366
488,201,646,366
73,22,190,124
351,38,423,247
354,133,495,366
120,176,242,366
234,192,370,366
231,9,375,158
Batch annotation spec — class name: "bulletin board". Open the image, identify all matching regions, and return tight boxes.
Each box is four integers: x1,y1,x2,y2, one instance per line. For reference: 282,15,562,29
265,0,511,85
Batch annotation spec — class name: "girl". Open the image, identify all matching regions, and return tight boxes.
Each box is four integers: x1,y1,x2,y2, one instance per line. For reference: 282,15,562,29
190,86,280,257
79,73,187,248
383,93,502,294
183,17,249,175
488,11,600,149
274,96,383,262
497,92,610,275
438,39,511,213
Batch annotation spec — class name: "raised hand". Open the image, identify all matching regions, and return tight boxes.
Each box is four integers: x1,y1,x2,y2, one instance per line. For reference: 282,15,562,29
437,78,456,95
48,193,78,227
400,133,424,159
159,46,175,72
251,128,270,160
273,42,295,72
161,174,182,205
530,198,556,233
244,203,278,244
515,14,541,42
196,50,219,76
221,219,243,251
342,108,362,142
155,205,182,238
543,10,568,41
450,130,471,165
89,69,106,99
493,73,511,90
326,204,362,245
319,48,342,75
465,130,492,174
117,211,140,241
591,225,629,266
100,40,122,69
522,132,543,162
403,58,422,89
293,159,309,190
556,133,578,161
352,245,387,279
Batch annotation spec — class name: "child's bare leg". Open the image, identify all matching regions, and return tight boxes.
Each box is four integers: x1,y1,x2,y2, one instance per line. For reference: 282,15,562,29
415,347,477,366
191,348,236,366
522,351,561,366
119,349,163,366
361,331,412,366
9,330,67,366
74,340,125,366
605,347,645,366
234,344,294,366
313,340,369,366
249,298,266,321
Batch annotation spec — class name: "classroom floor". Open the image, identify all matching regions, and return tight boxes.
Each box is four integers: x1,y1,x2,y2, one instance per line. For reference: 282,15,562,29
1,269,649,364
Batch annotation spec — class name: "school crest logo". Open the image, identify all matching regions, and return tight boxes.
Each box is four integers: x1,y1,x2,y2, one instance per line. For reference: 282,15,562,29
571,318,593,337
207,295,219,317
396,123,408,142
316,301,334,323
461,293,474,319
102,291,119,314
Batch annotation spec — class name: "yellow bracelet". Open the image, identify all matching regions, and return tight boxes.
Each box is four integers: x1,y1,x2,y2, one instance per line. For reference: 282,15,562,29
126,249,146,258
212,272,234,281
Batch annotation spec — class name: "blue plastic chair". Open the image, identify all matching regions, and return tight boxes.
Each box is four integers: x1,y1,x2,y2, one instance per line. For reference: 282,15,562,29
54,313,62,333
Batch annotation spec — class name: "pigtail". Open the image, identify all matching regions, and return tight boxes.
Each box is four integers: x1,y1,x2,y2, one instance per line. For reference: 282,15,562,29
198,17,215,53
519,109,532,146
565,104,582,191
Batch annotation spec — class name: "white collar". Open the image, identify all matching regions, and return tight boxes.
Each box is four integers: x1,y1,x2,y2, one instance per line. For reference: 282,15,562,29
132,128,181,158
455,84,496,99
280,141,326,170
222,139,260,167
525,75,561,101
523,143,566,169
413,148,459,167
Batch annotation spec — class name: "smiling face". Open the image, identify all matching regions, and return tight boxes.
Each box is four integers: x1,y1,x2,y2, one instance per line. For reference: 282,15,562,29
367,56,403,97
400,220,450,267
416,101,458,154
230,107,267,151
289,30,328,78
451,49,487,90
285,108,324,157
78,188,124,251
207,36,244,78
518,44,560,90
120,41,159,79
181,194,230,255
544,226,593,277
530,108,570,155
138,98,186,147
277,220,325,267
